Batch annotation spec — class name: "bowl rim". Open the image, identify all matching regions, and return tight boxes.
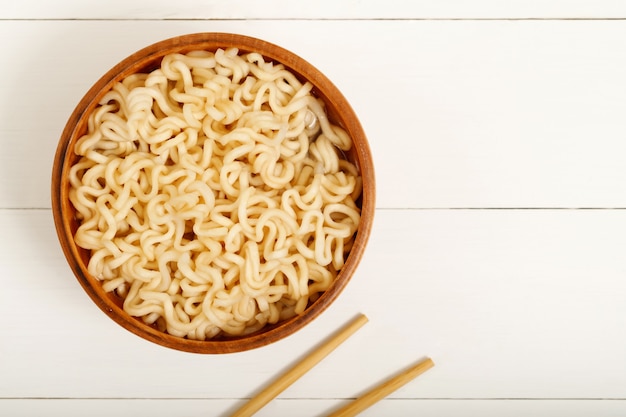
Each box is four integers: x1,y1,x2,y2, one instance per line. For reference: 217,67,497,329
51,32,375,354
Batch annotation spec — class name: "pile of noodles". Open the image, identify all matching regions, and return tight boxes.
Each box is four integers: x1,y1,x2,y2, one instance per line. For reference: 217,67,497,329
69,48,361,339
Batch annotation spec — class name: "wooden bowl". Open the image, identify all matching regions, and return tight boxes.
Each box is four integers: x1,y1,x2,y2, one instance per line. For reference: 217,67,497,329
51,33,375,354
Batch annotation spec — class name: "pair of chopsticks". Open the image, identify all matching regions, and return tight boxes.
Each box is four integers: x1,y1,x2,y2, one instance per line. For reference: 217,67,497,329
231,314,434,417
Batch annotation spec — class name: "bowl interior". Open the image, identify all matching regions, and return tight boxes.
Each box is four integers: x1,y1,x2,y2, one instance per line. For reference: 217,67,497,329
52,33,375,353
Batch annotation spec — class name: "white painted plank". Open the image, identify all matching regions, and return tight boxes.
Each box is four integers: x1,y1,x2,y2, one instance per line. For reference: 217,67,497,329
2,0,626,19
2,209,625,399
2,399,626,417
3,20,626,209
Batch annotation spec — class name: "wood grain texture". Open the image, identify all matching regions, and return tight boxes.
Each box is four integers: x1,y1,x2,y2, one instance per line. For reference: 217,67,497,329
2,209,625,399
3,2,626,414
3,20,626,209
2,399,626,417
2,0,626,19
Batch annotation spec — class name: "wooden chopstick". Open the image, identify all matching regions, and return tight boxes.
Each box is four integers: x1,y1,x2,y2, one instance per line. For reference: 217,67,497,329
326,357,435,417
230,313,369,417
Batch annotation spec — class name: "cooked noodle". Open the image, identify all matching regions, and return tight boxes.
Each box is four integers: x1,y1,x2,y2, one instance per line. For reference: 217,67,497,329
69,48,362,339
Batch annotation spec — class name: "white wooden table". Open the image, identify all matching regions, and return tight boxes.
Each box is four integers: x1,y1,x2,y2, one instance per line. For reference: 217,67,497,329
2,2,626,416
